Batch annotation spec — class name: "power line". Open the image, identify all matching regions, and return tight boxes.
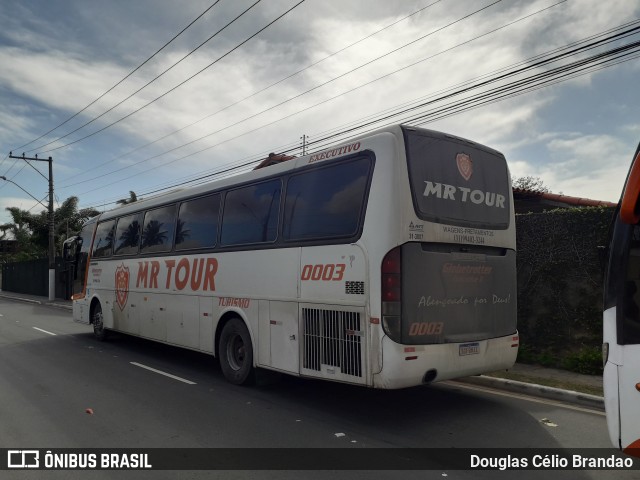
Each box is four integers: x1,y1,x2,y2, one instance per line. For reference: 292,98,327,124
13,1,223,153
77,27,640,210
26,0,261,154
59,0,503,189
59,0,444,185
34,0,308,155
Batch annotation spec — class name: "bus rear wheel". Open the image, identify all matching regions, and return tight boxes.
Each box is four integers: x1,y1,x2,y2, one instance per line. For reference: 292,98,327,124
92,302,108,342
219,318,254,385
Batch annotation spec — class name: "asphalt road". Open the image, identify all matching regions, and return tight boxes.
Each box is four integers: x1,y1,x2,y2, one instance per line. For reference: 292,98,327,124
0,297,635,480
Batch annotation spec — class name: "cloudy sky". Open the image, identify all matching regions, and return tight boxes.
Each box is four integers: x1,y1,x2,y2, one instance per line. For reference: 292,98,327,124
0,0,639,227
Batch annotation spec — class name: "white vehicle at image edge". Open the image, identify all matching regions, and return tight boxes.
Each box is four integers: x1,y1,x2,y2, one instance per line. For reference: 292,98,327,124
603,139,640,457
64,124,518,389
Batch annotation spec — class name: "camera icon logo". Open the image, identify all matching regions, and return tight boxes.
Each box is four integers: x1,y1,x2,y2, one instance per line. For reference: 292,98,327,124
7,450,40,468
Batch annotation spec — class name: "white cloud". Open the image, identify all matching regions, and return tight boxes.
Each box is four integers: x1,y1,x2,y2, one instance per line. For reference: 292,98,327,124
542,134,631,200
0,0,638,214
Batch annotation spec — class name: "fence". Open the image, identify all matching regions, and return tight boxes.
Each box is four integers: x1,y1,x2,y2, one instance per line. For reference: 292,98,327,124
1,257,73,300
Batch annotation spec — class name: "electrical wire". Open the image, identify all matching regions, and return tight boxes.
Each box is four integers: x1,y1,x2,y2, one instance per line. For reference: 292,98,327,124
58,0,443,185
25,0,260,154
59,0,504,188
77,29,640,210
13,1,223,152
34,0,308,155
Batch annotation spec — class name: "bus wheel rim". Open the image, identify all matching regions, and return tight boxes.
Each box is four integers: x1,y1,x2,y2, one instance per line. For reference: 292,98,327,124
227,334,245,371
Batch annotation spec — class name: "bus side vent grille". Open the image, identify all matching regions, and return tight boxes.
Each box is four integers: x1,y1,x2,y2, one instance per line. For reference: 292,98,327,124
345,281,365,295
302,308,362,377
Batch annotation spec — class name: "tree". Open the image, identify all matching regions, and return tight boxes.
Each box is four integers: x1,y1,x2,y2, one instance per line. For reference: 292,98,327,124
115,220,141,253
175,218,191,245
117,191,138,205
512,176,551,193
0,206,40,260
141,220,168,249
1,196,100,260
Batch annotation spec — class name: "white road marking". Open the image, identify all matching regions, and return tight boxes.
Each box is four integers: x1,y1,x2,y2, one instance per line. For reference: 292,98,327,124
130,362,197,385
442,381,605,416
33,327,57,336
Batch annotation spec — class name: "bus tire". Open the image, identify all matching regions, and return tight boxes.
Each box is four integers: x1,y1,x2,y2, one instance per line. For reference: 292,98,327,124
91,302,108,342
219,318,254,385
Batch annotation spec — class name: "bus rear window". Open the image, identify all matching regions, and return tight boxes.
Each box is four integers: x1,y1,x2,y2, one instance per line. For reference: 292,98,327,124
403,128,511,230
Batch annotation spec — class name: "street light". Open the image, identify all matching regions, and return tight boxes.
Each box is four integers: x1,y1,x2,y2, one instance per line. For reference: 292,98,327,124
6,153,55,302
0,176,48,209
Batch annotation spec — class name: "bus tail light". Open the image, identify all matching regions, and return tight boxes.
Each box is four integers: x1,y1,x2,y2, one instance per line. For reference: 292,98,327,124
602,342,609,367
382,247,402,343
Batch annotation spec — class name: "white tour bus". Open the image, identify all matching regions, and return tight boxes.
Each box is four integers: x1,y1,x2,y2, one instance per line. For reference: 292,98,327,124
68,125,518,388
603,140,640,456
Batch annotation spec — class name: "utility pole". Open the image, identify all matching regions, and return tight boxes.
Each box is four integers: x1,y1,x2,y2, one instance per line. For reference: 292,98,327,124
8,152,55,301
300,134,308,156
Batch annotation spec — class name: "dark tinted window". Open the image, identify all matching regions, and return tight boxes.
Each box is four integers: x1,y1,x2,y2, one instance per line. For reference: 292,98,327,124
73,222,96,294
141,205,177,254
404,129,511,230
283,157,372,241
92,220,115,258
175,195,220,250
221,180,281,246
621,224,640,344
114,213,142,255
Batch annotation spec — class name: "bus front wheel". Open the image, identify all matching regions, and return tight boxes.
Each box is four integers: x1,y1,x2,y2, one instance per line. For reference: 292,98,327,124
92,302,108,342
219,318,254,385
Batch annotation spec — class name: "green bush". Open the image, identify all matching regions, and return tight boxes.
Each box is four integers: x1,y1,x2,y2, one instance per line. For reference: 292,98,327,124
515,206,614,373
561,347,603,375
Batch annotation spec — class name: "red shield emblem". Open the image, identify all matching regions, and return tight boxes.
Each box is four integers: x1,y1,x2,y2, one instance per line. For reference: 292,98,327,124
456,153,473,181
115,263,130,311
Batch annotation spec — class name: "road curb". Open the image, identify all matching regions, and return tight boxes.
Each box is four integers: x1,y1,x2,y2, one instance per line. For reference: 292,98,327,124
453,375,605,411
0,293,72,311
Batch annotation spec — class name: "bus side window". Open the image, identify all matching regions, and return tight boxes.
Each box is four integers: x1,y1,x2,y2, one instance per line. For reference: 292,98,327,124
623,224,640,344
283,157,371,241
220,180,281,246
141,205,177,254
92,220,116,258
175,194,220,250
114,213,143,256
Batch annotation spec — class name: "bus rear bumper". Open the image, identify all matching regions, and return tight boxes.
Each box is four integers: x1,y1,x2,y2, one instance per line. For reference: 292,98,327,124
372,334,519,389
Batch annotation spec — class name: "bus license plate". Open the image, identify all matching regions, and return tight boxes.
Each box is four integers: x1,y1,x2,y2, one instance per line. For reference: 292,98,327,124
459,342,480,356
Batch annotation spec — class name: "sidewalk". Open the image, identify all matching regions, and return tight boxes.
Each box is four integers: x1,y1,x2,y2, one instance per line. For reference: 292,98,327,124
454,364,604,411
0,290,72,311
0,289,604,409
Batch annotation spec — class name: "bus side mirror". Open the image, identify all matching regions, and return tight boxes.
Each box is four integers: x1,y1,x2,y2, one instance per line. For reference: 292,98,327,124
62,236,79,261
621,151,640,225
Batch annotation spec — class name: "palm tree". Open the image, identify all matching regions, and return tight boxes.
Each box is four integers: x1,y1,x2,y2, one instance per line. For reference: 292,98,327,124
116,220,141,252
141,220,168,248
175,218,191,246
0,207,40,260
27,196,100,253
1,196,99,260
116,191,139,205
